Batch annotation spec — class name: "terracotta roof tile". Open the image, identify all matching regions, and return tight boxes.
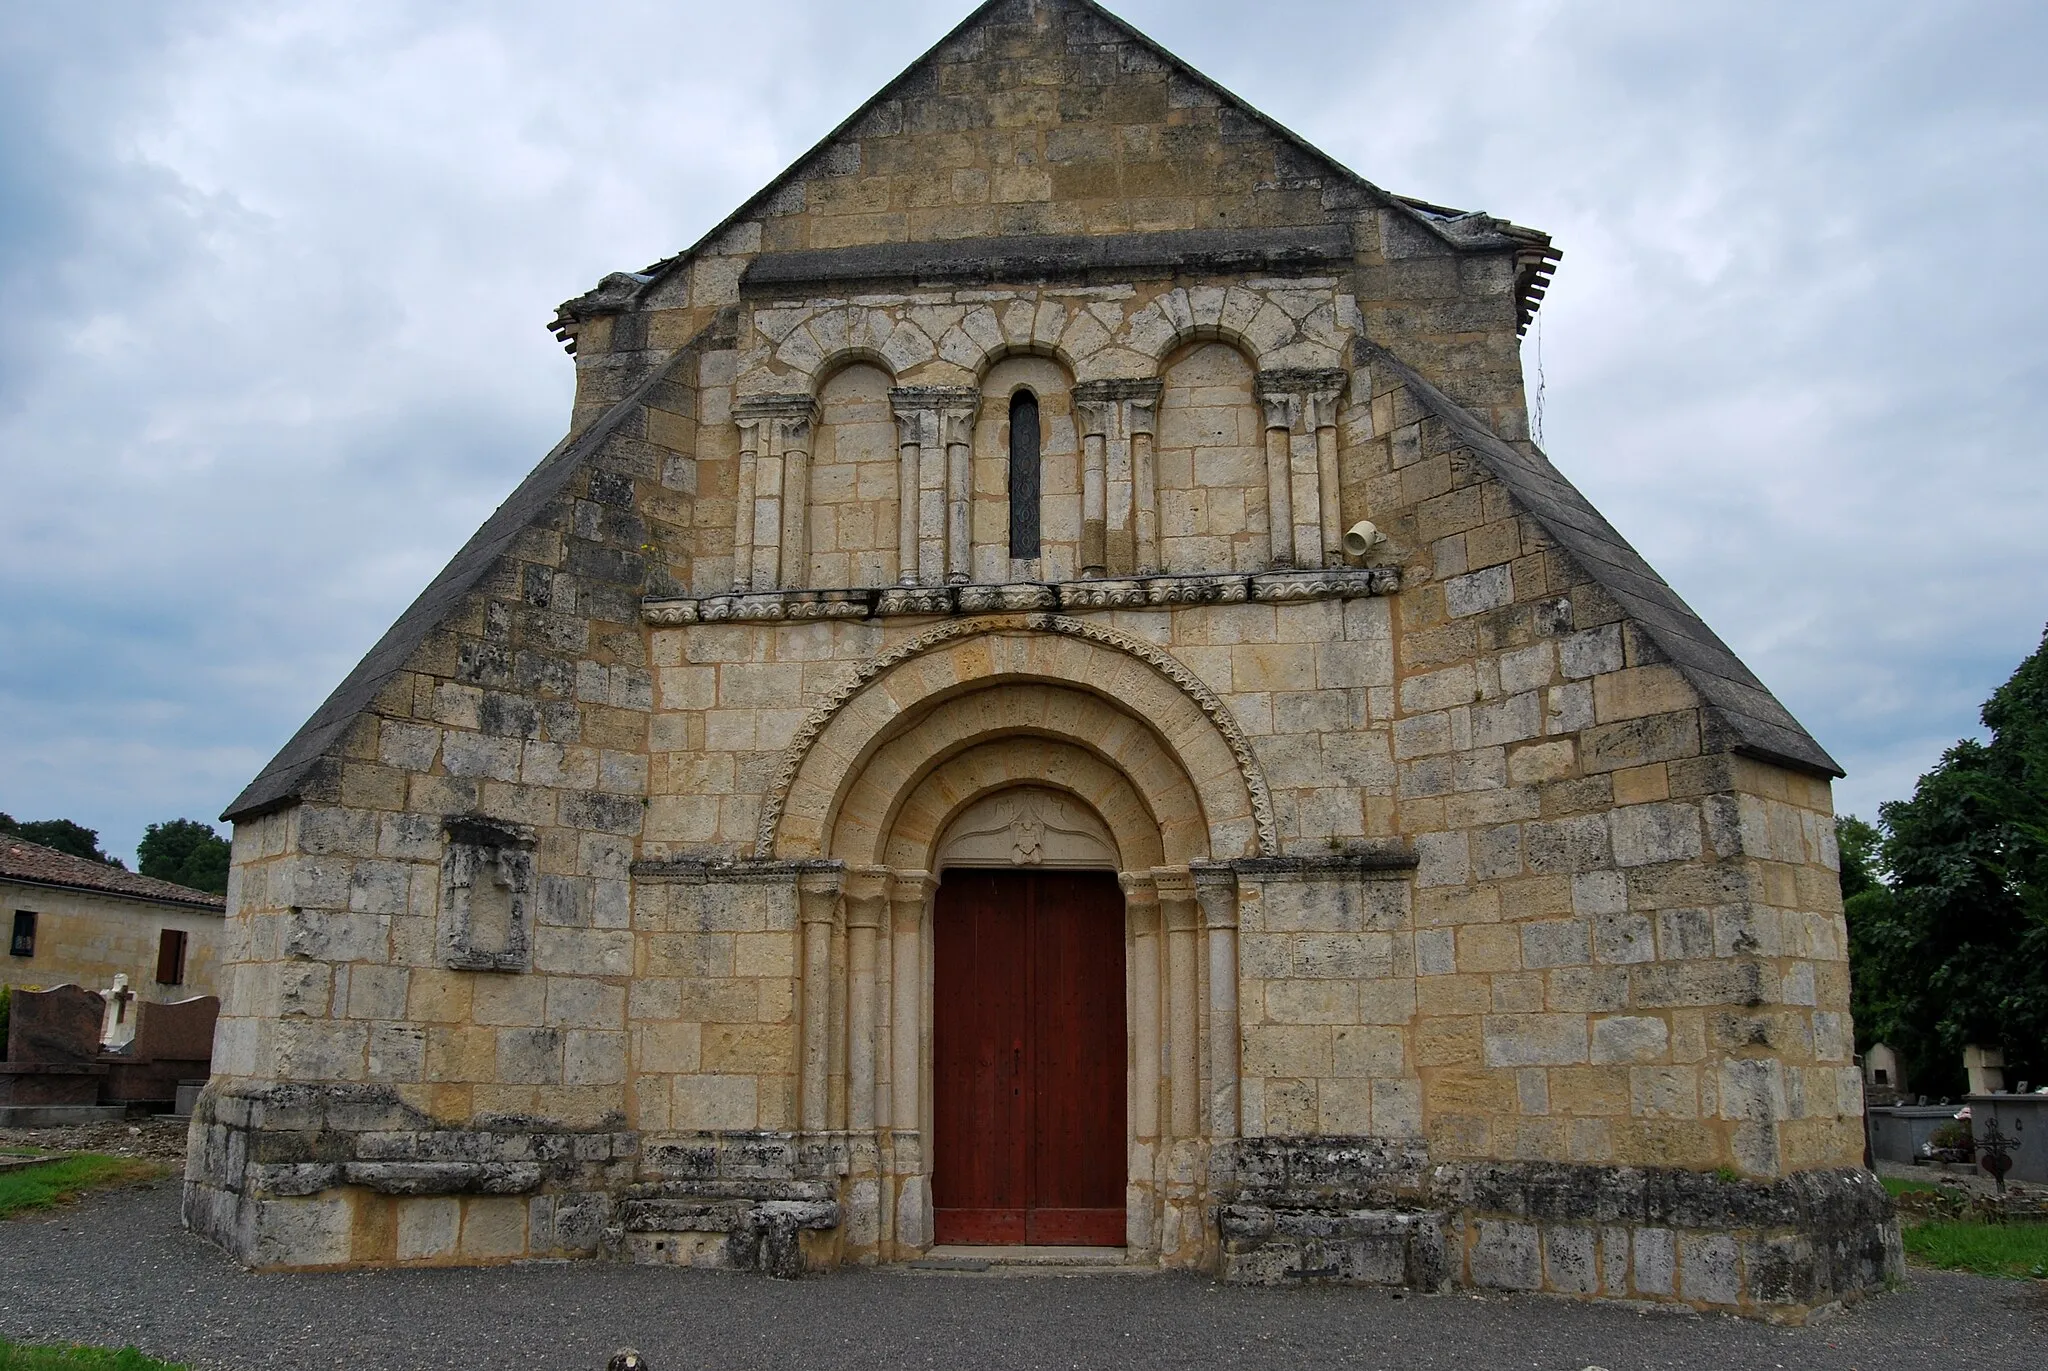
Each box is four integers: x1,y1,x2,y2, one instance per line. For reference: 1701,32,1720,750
0,836,226,911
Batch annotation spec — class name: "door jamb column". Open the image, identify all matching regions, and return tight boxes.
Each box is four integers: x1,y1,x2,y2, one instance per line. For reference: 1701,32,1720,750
888,869,933,1253
797,866,845,1134
1191,863,1241,1142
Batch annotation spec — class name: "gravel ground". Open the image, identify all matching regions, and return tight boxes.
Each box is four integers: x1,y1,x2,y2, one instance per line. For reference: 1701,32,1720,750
0,1183,2042,1371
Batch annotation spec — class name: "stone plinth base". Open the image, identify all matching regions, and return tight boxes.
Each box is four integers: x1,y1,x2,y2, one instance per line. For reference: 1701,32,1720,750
1216,1139,1901,1322
186,1087,1897,1320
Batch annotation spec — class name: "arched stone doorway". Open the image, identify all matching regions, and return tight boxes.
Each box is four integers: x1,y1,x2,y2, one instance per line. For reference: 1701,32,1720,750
773,625,1265,1267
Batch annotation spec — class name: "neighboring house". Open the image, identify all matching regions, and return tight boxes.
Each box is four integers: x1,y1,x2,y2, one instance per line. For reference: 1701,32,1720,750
186,0,1895,1321
1,835,226,1002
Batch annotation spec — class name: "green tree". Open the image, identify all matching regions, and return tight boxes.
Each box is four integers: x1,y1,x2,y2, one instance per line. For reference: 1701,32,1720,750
135,819,230,896
0,814,124,867
1836,814,1884,900
1845,625,2048,1095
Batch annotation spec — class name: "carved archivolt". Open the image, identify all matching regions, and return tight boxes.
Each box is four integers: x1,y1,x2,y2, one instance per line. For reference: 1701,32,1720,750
758,613,1278,859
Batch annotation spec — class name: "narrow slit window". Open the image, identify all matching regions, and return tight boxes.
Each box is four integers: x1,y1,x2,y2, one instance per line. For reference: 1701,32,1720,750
1008,389,1041,560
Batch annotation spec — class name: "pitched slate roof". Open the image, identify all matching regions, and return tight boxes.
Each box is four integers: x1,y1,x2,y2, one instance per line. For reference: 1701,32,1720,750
550,0,1558,348
1362,343,1842,778
0,836,226,911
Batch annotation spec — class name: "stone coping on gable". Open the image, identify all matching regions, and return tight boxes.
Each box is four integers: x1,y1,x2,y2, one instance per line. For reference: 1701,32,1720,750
642,566,1399,626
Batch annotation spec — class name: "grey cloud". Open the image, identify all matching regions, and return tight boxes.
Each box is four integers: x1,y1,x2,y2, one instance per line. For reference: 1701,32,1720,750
1,0,2041,858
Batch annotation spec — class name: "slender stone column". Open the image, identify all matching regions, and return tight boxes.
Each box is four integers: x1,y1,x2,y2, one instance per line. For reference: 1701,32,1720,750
730,416,761,591
942,401,978,584
1258,370,1348,569
1120,871,1162,1144
1130,389,1162,575
892,402,920,587
797,866,845,1133
1256,387,1296,569
890,870,934,1253
776,411,814,591
890,387,979,586
1306,385,1346,567
888,872,930,1133
1072,381,1162,577
735,395,817,591
1191,863,1241,1140
1078,405,1110,577
843,868,891,1135
1155,868,1201,1141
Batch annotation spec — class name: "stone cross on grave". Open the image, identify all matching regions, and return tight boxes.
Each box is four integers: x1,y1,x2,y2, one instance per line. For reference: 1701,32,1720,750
100,974,137,1053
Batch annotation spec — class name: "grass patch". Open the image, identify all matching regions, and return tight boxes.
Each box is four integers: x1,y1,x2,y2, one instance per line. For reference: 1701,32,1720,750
0,1342,186,1370
1902,1222,2048,1280
0,1155,162,1220
1881,1175,1947,1197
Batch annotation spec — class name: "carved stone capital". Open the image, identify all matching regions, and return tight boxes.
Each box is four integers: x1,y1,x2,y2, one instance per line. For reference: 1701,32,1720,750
797,865,846,925
1257,368,1348,432
887,869,933,918
735,393,818,453
842,866,892,929
1073,397,1117,440
1189,861,1241,929
1256,392,1296,433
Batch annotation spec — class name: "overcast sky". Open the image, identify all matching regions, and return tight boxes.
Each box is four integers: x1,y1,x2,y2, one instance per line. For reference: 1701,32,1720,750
3,0,2044,864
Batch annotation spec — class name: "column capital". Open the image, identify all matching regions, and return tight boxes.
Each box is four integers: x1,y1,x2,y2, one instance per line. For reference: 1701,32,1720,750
1189,861,1241,929
1127,392,1160,439
1117,869,1160,901
1256,368,1348,432
886,868,934,910
843,866,892,929
797,865,846,925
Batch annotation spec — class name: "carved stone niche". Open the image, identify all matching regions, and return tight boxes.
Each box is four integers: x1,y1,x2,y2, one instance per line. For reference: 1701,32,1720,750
936,788,1118,871
439,816,537,973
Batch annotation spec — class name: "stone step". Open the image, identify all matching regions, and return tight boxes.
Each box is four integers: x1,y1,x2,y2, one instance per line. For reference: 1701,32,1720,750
908,1245,1156,1275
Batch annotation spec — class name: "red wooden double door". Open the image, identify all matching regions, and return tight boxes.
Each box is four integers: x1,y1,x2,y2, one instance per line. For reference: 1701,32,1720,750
932,869,1127,1246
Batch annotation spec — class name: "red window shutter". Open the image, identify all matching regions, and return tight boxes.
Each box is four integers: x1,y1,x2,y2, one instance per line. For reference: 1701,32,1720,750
155,929,187,985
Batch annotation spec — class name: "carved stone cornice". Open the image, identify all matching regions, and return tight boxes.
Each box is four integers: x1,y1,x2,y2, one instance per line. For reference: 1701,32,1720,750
643,568,1395,626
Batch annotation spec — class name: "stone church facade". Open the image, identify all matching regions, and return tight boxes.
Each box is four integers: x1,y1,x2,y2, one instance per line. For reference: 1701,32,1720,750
186,0,1898,1317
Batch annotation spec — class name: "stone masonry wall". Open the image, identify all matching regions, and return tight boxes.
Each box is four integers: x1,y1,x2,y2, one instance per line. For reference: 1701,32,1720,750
1350,363,1863,1182
189,334,713,1266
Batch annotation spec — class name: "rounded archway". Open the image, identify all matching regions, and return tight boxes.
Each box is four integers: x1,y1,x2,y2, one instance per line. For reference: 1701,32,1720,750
766,615,1274,861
